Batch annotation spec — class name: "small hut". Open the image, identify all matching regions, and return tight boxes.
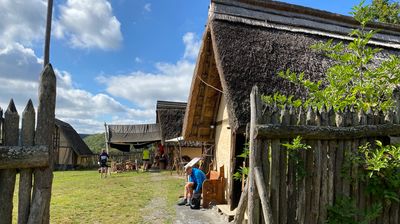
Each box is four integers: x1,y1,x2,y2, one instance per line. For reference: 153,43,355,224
53,119,93,170
182,0,400,210
156,100,203,168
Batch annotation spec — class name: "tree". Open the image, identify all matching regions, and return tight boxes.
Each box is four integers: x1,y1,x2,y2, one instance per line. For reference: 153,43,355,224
273,2,400,112
365,0,400,24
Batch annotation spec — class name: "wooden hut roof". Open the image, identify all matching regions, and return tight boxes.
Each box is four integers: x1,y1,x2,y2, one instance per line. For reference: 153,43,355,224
182,0,400,142
55,119,93,156
156,100,203,147
156,100,187,141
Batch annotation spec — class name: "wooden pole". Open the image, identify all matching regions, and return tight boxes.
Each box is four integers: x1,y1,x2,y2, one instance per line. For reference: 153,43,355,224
28,64,56,224
233,180,249,224
104,123,109,154
248,86,261,224
254,167,273,224
43,0,53,66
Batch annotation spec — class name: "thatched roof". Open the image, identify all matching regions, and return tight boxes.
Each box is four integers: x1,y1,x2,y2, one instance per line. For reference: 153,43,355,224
156,100,187,141
183,0,400,142
156,101,203,147
55,119,93,156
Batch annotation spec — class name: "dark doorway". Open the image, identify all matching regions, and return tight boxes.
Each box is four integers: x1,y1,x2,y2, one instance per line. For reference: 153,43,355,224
231,133,247,210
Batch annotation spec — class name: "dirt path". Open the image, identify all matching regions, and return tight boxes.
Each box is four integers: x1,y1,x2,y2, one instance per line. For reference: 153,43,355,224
174,205,228,224
141,172,228,224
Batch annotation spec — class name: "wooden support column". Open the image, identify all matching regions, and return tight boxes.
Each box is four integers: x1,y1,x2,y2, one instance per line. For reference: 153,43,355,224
233,180,249,224
254,167,273,224
248,86,262,224
28,64,56,224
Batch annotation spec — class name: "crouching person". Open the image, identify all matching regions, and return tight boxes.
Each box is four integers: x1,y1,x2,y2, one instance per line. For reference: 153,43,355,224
177,166,206,208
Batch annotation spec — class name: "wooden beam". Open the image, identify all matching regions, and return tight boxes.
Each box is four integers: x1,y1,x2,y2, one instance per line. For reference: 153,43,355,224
256,124,400,140
254,167,273,224
248,86,261,224
0,146,49,169
233,180,249,224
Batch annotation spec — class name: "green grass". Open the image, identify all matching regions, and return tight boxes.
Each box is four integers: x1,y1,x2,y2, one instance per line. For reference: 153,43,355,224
13,170,184,224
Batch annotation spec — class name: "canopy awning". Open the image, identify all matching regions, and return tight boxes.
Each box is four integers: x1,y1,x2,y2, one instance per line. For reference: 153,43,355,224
107,123,162,152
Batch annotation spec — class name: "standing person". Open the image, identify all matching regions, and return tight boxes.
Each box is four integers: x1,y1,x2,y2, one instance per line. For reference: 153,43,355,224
177,166,206,207
99,149,109,178
142,148,150,171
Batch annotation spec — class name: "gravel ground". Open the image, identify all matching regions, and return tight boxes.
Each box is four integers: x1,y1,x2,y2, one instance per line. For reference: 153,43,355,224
174,205,229,224
141,172,229,224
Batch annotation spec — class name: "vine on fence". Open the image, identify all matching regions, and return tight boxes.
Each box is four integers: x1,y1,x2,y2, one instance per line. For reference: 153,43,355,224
282,136,311,180
260,1,400,222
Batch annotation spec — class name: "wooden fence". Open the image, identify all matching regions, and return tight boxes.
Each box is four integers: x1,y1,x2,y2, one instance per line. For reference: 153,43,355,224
0,65,56,224
235,86,400,224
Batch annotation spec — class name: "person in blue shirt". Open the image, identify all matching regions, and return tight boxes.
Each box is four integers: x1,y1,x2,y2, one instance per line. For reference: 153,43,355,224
99,149,109,178
177,166,206,206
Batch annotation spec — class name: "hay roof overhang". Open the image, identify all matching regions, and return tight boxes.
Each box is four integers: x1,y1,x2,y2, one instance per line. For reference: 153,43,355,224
55,119,93,156
156,100,203,147
156,100,187,141
183,0,400,142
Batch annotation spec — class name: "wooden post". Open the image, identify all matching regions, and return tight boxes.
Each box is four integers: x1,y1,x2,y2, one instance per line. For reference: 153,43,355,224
248,86,261,224
270,105,281,224
234,180,249,224
254,167,273,224
104,122,109,154
19,100,36,224
297,106,306,224
279,105,289,224
43,0,53,66
304,106,315,224
0,99,19,224
28,64,56,224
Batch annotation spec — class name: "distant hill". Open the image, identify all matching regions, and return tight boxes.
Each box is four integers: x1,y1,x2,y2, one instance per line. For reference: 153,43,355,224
83,133,106,154
79,133,91,139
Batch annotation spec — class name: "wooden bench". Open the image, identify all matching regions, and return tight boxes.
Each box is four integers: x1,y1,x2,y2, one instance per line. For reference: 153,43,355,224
202,165,225,208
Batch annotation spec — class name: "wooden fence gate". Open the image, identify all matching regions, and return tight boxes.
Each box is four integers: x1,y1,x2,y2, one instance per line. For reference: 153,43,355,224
235,86,400,224
0,64,56,224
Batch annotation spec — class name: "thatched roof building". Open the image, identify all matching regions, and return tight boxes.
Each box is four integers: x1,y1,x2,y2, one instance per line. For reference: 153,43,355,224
156,101,203,165
183,0,400,142
54,119,93,170
182,0,400,209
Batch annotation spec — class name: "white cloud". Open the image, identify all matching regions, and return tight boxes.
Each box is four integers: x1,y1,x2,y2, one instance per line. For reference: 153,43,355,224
97,32,201,111
144,3,151,12
98,60,194,109
0,0,46,46
135,57,143,63
0,44,43,81
54,0,122,50
0,44,153,134
183,32,200,59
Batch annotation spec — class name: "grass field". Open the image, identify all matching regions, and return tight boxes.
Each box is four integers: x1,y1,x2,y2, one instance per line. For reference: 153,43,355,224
13,170,185,224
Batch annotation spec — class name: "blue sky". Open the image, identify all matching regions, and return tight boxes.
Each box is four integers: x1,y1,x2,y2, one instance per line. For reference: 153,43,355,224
0,0,371,134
